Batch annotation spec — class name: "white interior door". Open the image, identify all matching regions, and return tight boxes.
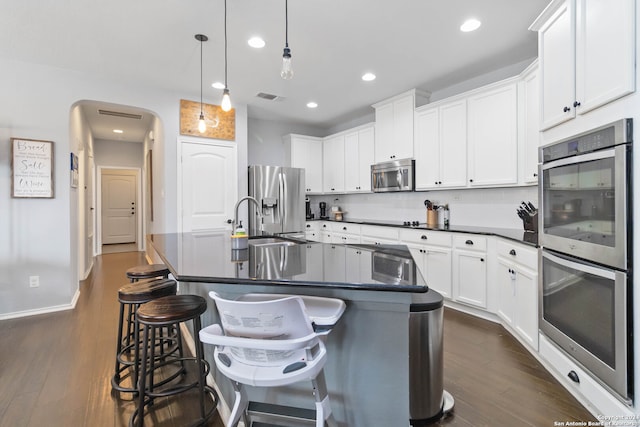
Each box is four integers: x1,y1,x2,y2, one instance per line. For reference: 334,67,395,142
180,140,237,232
102,169,137,244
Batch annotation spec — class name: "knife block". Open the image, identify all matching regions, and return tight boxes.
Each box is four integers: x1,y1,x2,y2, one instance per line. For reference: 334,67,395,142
521,212,538,233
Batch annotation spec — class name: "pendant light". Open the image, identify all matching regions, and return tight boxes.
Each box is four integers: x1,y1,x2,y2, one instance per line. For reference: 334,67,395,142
195,34,208,133
280,0,293,80
220,0,232,112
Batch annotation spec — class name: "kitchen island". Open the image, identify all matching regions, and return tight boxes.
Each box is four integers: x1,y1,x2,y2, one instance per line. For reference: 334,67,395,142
148,232,447,427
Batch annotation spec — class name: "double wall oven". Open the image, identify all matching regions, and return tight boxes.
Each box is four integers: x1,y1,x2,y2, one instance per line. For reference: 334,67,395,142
539,119,633,404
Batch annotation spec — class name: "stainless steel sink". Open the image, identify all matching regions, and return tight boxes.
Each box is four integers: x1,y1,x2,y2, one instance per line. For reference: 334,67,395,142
248,236,300,247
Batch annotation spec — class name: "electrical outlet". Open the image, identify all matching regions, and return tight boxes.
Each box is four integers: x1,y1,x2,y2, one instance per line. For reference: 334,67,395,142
29,276,39,288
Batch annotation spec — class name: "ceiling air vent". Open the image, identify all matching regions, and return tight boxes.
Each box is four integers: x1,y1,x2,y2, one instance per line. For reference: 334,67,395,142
97,109,143,120
256,92,283,101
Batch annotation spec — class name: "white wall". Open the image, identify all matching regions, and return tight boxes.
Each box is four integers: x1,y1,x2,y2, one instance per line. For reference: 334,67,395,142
94,139,144,168
248,117,325,166
0,57,248,318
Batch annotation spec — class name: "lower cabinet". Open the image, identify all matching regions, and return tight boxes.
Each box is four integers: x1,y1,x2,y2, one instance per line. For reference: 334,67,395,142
408,245,452,298
495,239,539,349
452,235,488,308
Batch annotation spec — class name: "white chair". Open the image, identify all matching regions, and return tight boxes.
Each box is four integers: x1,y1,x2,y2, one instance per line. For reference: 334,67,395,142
199,291,342,427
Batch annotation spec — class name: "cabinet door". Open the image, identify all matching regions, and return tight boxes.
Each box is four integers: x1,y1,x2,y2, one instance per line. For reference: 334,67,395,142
453,250,487,308
344,131,360,192
323,244,345,282
414,108,441,189
393,95,415,160
424,246,452,298
522,69,540,184
374,102,394,162
322,135,345,193
357,126,375,192
290,137,323,193
514,266,539,349
538,0,575,130
468,83,518,187
439,100,467,188
575,0,635,115
496,259,516,325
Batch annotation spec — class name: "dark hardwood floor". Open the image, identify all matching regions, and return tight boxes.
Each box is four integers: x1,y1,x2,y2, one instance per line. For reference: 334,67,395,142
0,251,595,426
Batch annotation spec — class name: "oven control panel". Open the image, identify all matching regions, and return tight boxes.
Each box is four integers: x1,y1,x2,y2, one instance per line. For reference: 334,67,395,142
542,119,632,162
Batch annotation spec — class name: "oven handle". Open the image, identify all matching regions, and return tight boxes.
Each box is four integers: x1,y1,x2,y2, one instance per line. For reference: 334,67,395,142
541,147,616,170
542,249,617,280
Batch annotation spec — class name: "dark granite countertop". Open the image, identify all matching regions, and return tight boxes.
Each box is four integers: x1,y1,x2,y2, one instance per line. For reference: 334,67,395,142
308,218,538,247
149,232,428,293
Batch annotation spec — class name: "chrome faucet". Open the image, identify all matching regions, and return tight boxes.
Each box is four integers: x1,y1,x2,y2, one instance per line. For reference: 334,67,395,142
233,196,262,235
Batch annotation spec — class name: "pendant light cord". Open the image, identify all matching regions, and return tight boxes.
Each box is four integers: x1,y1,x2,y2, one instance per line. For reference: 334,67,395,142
200,38,204,114
285,0,289,48
224,0,228,89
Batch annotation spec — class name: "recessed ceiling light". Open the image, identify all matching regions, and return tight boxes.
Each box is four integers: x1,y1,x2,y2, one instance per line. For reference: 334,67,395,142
248,37,265,48
113,129,123,134
362,72,376,82
460,18,481,32
212,82,225,89
307,102,318,109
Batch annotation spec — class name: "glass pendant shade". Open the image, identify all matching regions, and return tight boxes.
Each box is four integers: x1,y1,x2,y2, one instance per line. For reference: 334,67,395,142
198,112,206,133
281,47,293,80
221,88,232,112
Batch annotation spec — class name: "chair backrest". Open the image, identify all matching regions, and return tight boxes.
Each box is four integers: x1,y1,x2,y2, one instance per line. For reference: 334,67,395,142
209,291,317,366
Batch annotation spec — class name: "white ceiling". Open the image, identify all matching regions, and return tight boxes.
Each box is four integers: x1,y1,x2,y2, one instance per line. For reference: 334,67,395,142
0,0,549,142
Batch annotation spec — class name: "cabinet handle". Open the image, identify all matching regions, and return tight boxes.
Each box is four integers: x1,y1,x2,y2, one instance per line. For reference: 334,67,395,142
343,227,347,231
421,235,427,240
568,371,580,383
469,179,474,183
465,240,474,245
438,181,442,185
323,224,327,228
563,106,571,112
306,224,310,228
480,258,485,262
533,173,538,177
573,101,581,108
509,249,516,256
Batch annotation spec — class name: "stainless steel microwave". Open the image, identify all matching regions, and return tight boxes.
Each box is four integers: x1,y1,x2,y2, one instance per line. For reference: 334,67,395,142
371,159,415,192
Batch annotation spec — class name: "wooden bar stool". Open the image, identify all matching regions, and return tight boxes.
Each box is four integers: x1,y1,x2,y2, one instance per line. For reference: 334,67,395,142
111,278,179,394
126,264,171,283
130,294,219,427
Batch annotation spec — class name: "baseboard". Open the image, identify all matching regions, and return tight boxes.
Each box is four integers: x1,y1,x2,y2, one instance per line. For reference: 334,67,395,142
0,289,81,320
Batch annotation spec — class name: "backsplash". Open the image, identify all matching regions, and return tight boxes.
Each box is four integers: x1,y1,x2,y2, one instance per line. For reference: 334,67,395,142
310,186,538,230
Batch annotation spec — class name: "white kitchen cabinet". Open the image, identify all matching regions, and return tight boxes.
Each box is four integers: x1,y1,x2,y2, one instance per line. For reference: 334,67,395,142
329,222,361,244
373,90,430,163
401,229,453,298
344,124,375,193
531,0,635,130
414,99,467,189
345,246,373,283
323,134,345,193
284,134,323,193
452,235,487,308
520,62,540,184
578,160,612,189
467,82,518,187
305,221,321,241
495,239,539,350
360,224,399,245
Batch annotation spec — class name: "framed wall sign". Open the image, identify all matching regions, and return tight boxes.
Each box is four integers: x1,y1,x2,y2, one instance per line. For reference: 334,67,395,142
11,138,54,198
70,152,79,188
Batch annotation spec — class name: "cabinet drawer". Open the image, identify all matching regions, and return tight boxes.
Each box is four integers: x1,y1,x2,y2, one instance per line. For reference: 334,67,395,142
360,225,399,241
496,239,538,269
305,221,320,232
452,234,487,251
330,223,361,235
399,229,451,247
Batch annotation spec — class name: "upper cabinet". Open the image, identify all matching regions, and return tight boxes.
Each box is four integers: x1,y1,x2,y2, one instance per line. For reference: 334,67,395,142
531,0,635,130
284,134,323,194
373,89,430,163
467,82,518,187
344,124,375,193
323,134,345,193
519,62,540,184
414,99,467,190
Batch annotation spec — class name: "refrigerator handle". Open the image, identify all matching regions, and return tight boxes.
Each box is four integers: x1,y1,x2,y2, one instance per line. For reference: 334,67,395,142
279,172,285,227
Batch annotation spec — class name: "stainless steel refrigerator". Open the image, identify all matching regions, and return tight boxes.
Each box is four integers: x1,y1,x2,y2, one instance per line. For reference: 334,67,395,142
248,165,305,237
